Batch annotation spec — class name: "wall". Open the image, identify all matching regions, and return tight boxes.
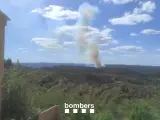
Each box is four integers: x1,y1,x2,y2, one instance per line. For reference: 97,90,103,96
0,17,6,81
0,12,7,114
38,105,61,120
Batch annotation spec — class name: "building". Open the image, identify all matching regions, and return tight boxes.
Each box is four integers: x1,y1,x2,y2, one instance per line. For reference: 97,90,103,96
0,10,10,110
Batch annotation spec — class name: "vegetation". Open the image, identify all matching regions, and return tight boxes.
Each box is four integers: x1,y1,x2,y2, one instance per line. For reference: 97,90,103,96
1,63,38,120
4,58,13,69
1,58,160,119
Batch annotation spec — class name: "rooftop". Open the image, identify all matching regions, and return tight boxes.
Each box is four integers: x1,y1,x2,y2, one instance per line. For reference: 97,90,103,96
0,10,10,20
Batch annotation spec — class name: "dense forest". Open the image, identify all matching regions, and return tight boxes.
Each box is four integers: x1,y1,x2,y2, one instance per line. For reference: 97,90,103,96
2,58,160,120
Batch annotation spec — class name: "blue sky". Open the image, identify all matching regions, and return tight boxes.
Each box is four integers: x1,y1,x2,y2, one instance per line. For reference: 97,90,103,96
1,0,160,66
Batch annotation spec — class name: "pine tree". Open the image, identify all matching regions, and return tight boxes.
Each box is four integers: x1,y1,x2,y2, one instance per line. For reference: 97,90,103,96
16,59,20,65
4,58,12,69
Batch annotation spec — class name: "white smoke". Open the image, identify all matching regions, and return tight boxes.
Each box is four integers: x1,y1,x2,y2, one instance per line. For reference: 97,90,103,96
76,3,103,68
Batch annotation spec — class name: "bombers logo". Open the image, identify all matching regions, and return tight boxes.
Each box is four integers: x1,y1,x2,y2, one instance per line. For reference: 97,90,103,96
64,103,95,113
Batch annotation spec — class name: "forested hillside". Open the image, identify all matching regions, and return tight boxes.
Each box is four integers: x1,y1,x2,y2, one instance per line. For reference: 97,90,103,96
2,59,160,120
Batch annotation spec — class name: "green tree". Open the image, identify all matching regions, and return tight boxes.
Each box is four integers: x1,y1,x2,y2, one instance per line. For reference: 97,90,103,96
1,67,38,120
4,58,13,69
129,103,156,120
16,59,20,65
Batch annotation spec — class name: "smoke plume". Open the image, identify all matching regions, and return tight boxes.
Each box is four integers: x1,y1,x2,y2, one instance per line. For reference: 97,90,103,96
76,3,103,68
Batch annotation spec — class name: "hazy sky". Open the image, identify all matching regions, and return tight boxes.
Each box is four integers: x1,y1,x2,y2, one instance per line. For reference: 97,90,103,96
1,0,160,65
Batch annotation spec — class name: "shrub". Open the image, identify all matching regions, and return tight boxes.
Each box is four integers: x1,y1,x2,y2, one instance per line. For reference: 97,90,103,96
129,102,156,120
93,111,115,120
69,110,93,120
1,71,38,120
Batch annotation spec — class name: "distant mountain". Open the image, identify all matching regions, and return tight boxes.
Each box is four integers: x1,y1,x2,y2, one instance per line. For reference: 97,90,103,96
20,63,93,68
19,63,160,77
105,65,160,75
